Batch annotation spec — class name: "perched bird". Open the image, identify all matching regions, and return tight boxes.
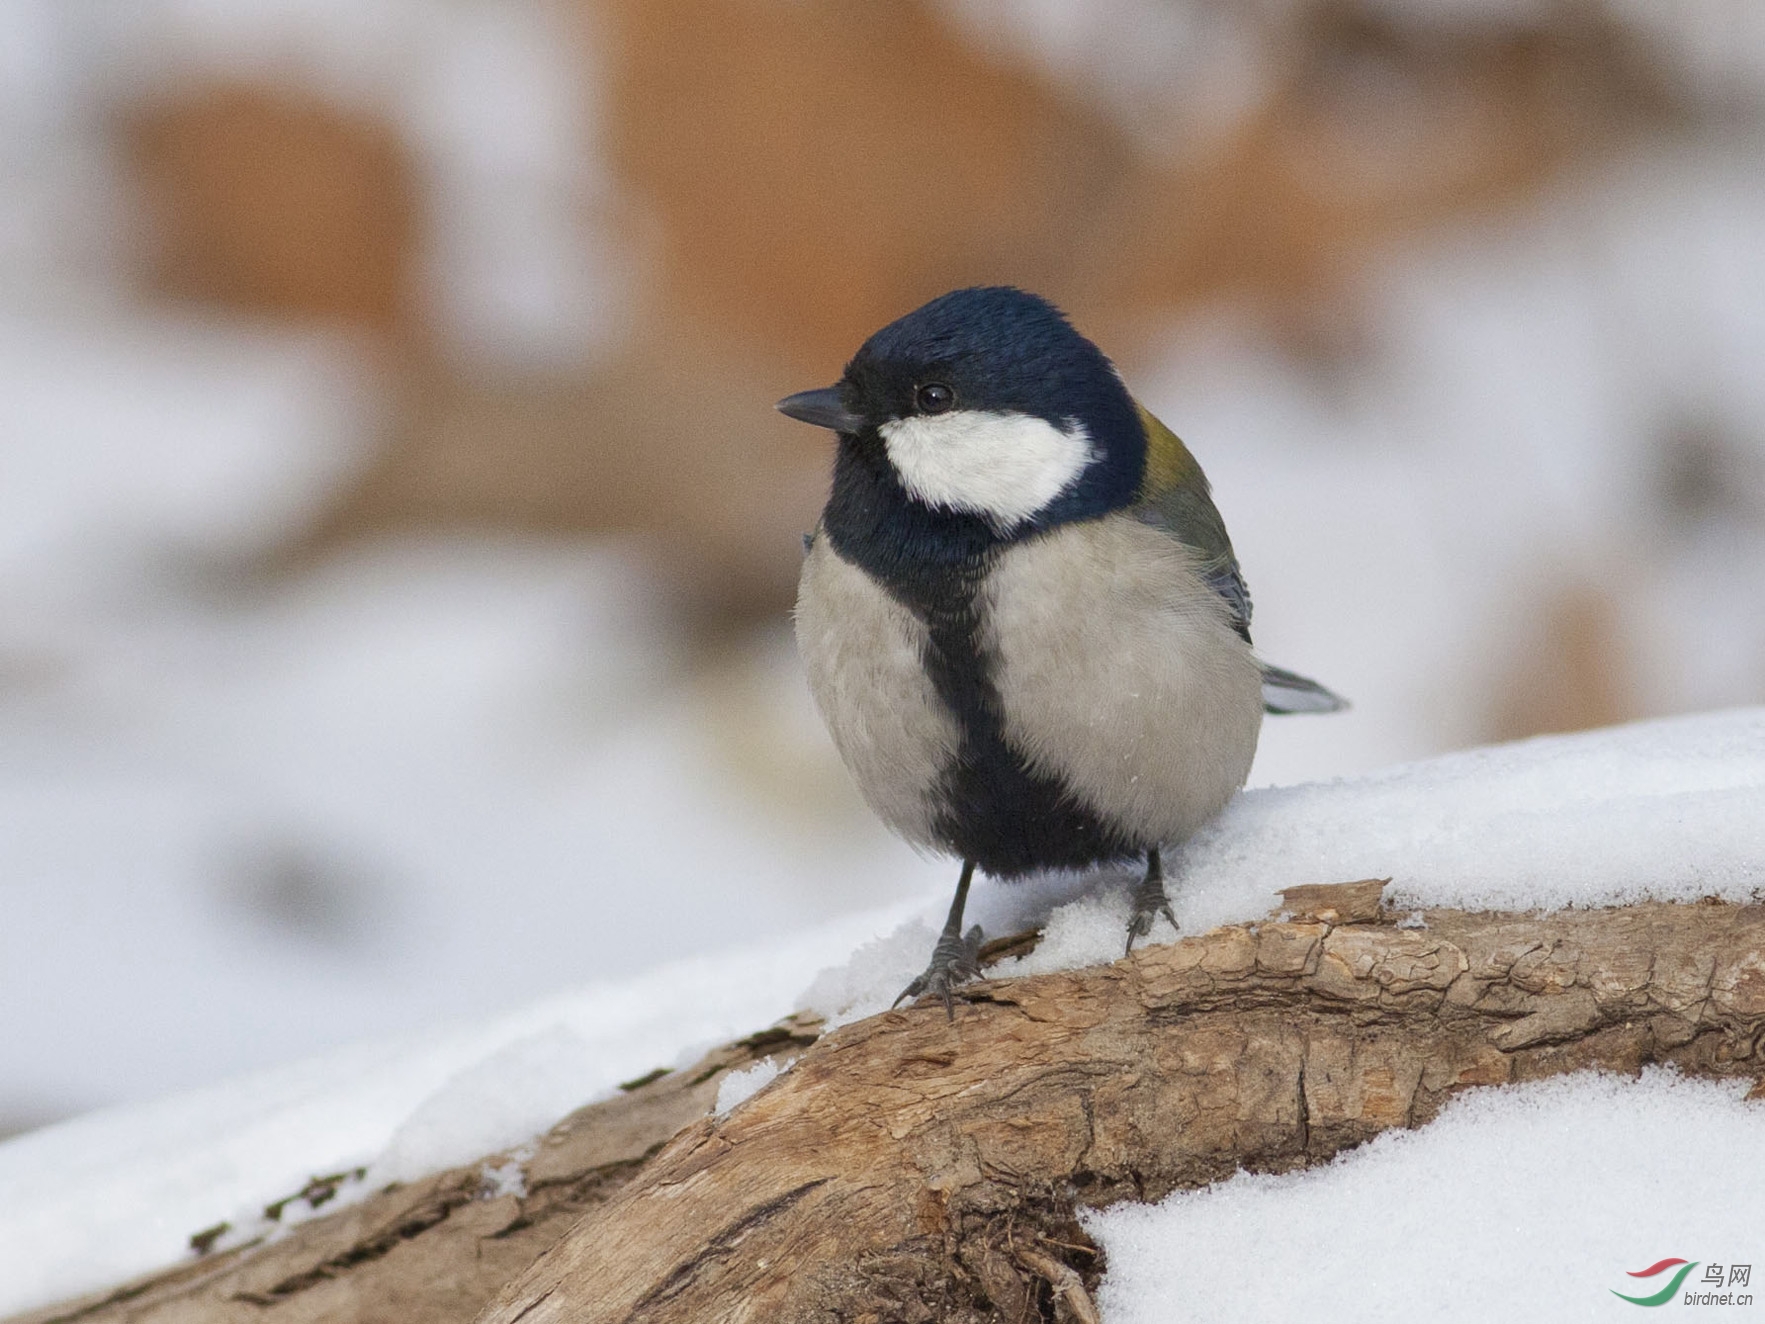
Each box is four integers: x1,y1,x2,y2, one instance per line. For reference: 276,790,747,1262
778,287,1342,1013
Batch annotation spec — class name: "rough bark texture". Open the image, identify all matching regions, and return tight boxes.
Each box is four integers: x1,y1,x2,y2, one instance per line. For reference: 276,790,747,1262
17,886,1765,1324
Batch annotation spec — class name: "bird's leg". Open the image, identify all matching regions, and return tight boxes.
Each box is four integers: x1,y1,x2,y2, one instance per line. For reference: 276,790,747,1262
1125,846,1178,955
895,860,984,1020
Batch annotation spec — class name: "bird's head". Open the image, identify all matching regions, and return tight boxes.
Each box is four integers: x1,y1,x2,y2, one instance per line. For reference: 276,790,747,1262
778,287,1145,536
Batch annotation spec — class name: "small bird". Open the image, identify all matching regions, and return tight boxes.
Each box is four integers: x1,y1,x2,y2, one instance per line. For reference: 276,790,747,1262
778,287,1342,1014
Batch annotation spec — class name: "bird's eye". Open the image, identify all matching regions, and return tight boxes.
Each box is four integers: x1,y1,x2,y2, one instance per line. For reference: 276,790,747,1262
915,383,955,414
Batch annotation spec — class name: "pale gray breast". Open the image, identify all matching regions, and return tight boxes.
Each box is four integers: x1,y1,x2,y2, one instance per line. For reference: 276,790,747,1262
981,514,1264,845
794,535,958,848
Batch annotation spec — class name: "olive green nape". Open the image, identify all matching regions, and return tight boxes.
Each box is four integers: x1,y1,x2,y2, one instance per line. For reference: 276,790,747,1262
1134,403,1205,501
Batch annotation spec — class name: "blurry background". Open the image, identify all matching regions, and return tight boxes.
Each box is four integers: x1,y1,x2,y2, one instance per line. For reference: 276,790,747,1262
2,0,1763,1138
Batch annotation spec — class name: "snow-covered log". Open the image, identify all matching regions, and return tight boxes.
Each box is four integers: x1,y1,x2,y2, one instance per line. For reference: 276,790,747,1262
17,882,1765,1324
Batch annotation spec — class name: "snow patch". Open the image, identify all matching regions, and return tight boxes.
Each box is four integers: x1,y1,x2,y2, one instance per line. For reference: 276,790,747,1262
985,884,1154,981
800,918,938,1030
479,1148,532,1201
713,1057,794,1117
370,1027,604,1188
1086,1071,1765,1323
1177,707,1765,934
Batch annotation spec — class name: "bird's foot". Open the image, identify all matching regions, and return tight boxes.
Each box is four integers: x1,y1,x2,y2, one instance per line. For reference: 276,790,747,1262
895,923,984,1020
1125,869,1178,955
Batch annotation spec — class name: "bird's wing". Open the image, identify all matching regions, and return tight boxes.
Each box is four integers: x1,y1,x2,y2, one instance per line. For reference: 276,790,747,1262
1131,403,1253,642
1132,403,1348,715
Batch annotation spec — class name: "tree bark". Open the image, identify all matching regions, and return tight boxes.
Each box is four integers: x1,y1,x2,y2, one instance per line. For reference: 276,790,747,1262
18,885,1765,1324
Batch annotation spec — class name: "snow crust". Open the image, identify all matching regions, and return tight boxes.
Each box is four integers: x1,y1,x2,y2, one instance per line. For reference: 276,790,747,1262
1087,1071,1765,1323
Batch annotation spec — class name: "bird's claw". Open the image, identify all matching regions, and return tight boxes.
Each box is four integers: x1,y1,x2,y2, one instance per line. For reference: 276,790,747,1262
895,924,984,1020
1124,878,1178,955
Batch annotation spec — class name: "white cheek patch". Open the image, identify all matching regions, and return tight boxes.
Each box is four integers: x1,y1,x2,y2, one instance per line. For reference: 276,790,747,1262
879,410,1096,529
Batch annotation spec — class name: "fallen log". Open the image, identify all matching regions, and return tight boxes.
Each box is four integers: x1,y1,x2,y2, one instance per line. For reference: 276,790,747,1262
18,885,1765,1324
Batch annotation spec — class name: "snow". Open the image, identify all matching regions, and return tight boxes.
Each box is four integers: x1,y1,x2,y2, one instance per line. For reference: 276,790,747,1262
0,310,370,577
1181,706,1765,926
0,904,914,1316
987,887,1153,980
713,1055,795,1117
479,1152,531,1202
1087,1070,1765,1324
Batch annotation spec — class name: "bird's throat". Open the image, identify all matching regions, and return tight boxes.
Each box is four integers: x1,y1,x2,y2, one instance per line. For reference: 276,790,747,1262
821,434,1000,595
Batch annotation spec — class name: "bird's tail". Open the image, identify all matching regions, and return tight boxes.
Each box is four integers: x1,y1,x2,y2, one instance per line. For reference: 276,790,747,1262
1260,663,1348,715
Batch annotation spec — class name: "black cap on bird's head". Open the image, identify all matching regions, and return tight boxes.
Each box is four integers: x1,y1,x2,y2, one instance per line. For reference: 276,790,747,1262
778,287,1146,535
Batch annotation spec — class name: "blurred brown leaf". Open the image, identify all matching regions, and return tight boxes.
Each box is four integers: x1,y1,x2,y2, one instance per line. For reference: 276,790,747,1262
126,83,417,335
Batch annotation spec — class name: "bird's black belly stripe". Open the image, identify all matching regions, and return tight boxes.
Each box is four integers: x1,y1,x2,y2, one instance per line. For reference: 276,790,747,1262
821,434,1142,877
912,563,1141,877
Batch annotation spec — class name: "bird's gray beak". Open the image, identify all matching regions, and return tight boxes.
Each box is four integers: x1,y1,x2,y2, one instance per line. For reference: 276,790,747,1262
776,387,864,433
